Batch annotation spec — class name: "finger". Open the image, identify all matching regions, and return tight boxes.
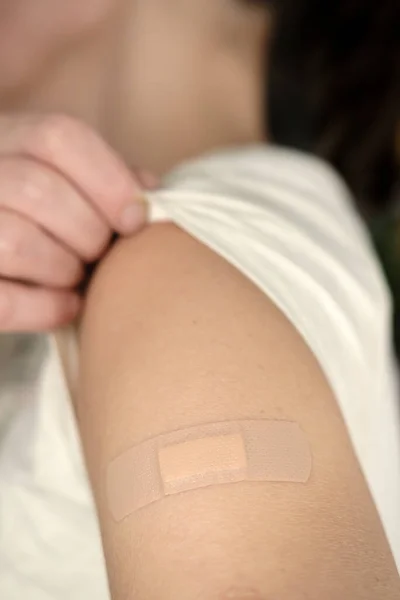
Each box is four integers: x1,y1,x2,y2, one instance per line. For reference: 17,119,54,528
0,209,84,287
0,156,112,261
0,280,81,332
0,114,147,234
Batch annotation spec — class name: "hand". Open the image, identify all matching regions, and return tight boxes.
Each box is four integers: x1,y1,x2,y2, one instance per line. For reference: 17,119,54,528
0,113,155,332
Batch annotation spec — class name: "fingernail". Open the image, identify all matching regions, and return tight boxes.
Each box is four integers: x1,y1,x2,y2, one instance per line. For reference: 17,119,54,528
119,199,148,234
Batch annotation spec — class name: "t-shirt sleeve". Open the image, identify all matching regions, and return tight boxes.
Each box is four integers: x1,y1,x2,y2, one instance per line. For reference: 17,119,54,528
146,146,400,565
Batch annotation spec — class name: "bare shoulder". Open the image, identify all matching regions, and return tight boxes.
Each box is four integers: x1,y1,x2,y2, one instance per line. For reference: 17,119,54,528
79,223,399,599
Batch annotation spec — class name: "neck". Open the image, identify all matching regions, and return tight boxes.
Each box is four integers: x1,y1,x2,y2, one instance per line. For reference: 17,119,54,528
1,21,116,133
1,4,268,175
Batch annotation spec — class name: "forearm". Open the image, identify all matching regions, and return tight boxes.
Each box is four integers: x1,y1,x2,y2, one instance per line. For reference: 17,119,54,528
77,224,400,599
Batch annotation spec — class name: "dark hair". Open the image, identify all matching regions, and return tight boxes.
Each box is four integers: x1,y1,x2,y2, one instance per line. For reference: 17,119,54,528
264,0,400,216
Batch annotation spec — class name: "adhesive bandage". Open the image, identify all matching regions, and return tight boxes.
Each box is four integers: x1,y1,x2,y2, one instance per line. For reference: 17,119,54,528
106,419,312,521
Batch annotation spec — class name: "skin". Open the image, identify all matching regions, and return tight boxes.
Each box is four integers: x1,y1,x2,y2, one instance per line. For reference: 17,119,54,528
0,113,153,331
80,224,400,599
0,1,160,331
1,0,399,597
0,0,267,171
0,0,266,330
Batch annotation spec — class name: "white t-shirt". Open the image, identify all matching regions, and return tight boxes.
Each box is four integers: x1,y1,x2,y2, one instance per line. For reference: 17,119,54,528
0,146,399,599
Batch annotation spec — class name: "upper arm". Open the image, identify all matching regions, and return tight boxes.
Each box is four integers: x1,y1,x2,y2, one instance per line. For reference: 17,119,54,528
77,223,399,599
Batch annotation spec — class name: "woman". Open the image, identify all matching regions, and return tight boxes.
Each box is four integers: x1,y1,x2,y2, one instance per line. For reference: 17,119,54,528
0,1,399,598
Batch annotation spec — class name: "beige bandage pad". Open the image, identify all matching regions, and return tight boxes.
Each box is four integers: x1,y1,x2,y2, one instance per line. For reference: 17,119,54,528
107,420,312,521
